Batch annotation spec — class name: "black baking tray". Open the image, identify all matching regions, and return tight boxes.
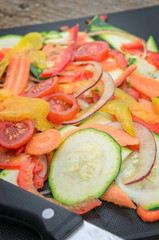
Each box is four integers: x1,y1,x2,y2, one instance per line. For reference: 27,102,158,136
0,5,159,240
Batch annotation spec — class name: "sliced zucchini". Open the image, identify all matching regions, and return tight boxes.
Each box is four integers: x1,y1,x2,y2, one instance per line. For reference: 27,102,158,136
121,146,132,161
116,132,159,210
0,169,19,186
147,35,158,52
0,34,22,49
49,128,121,205
59,125,77,134
78,112,113,126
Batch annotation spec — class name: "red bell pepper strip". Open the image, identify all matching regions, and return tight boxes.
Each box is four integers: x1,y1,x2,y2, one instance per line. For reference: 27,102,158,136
146,51,159,69
0,52,4,62
120,40,144,55
108,49,128,69
40,25,79,78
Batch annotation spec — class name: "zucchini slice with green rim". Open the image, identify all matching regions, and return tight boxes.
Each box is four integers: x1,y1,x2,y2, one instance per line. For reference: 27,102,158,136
49,128,121,205
0,35,22,49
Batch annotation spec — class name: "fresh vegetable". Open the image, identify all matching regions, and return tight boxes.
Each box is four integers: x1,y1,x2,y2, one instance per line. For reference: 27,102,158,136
75,41,109,61
25,129,61,155
0,119,34,149
42,92,80,124
0,35,22,50
49,128,121,205
3,56,31,95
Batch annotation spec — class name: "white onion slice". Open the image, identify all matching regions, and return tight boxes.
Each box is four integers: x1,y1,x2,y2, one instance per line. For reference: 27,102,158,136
77,98,90,110
107,121,157,185
88,29,147,59
72,61,103,98
37,155,48,179
62,71,114,125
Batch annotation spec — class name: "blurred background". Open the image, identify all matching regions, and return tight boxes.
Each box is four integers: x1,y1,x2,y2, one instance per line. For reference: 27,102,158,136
0,0,159,29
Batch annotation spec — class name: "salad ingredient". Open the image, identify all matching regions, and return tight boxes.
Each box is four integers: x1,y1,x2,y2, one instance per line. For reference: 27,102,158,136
75,41,109,61
42,92,80,124
79,111,113,126
0,35,22,50
0,89,13,102
146,51,159,69
120,40,144,55
109,121,156,185
0,96,53,131
116,132,159,210
101,100,135,136
3,56,31,95
72,61,102,98
100,181,136,209
147,36,158,52
0,119,34,149
22,76,58,98
62,71,114,125
25,129,61,155
108,49,128,69
137,205,159,222
115,88,159,124
49,128,121,205
0,32,42,77
0,169,19,185
61,123,139,146
114,64,137,87
40,25,78,78
132,115,159,134
127,72,159,98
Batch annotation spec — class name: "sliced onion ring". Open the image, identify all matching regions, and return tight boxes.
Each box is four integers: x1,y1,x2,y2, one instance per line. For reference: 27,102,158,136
62,71,115,125
77,98,89,110
72,61,103,98
107,121,157,185
87,29,147,59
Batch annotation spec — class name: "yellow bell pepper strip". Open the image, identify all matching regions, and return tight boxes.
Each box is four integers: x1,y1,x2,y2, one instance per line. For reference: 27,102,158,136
0,32,42,77
0,96,53,131
100,99,135,136
0,89,13,102
115,88,159,124
152,98,159,114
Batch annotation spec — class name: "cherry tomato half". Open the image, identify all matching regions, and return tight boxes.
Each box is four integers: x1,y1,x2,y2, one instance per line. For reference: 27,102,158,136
23,77,58,98
42,93,80,124
0,119,35,149
75,41,109,62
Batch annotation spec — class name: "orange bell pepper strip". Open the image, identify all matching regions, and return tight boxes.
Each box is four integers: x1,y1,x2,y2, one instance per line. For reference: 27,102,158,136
100,99,135,136
114,88,159,124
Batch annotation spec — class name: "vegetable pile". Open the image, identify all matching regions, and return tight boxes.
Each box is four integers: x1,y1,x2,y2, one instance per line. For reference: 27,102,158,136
1,14,159,222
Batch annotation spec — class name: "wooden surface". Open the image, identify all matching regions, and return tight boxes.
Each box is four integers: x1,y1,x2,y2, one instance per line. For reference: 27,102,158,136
0,0,159,29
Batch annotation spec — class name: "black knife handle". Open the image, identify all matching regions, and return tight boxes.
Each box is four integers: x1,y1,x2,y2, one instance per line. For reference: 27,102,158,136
0,179,83,240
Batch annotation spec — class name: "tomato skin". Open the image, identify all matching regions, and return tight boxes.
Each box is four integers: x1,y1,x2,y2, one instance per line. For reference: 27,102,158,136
23,77,58,98
146,51,159,69
75,41,109,62
0,119,35,149
42,93,80,124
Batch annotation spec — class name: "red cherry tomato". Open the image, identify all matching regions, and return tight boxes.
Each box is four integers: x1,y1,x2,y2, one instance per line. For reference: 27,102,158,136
42,93,80,124
0,119,35,149
22,77,58,98
75,41,109,61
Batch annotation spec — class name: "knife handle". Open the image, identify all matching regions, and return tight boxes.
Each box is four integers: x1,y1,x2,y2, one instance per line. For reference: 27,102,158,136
0,179,83,240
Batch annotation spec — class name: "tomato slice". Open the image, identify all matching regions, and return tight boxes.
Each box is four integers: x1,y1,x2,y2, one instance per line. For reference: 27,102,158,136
75,41,109,61
22,77,58,98
0,119,35,149
42,93,80,124
108,49,128,69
